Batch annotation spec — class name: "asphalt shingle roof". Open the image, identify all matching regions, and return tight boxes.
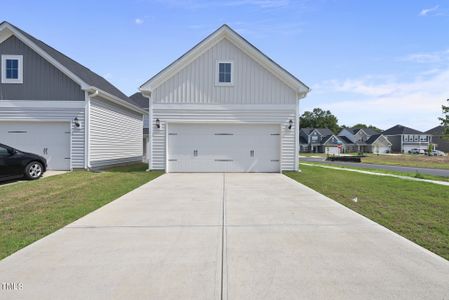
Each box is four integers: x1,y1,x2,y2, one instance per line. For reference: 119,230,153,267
365,134,381,144
301,128,334,136
338,136,354,144
383,124,423,135
129,93,149,109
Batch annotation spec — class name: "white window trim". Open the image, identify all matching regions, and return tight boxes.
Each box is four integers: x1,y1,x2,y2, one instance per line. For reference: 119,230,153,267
1,55,23,84
215,60,234,86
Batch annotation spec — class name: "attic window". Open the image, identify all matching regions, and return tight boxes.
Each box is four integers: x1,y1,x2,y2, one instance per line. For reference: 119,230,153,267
1,55,23,84
216,61,233,85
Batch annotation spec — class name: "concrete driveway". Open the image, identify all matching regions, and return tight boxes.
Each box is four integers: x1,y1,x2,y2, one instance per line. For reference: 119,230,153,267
0,173,448,299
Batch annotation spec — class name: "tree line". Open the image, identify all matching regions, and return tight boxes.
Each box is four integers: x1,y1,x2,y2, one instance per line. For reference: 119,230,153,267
299,108,383,134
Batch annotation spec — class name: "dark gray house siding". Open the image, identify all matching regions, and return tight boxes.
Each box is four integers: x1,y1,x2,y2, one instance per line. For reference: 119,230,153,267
0,36,84,101
387,135,402,152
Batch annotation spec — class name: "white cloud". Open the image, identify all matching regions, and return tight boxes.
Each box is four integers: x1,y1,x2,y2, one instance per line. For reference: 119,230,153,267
135,18,144,25
312,68,449,130
402,49,449,63
419,5,439,16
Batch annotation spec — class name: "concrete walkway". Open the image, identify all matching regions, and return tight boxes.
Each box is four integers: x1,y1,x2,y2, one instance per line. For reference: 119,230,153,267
301,157,449,177
0,174,448,299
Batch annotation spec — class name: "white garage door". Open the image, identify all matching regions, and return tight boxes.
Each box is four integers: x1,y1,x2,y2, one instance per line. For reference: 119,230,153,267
167,123,280,172
373,146,390,154
0,121,71,170
325,146,340,155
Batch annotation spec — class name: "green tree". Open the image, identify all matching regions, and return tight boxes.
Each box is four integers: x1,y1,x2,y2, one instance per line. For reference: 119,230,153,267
440,99,449,136
300,108,340,133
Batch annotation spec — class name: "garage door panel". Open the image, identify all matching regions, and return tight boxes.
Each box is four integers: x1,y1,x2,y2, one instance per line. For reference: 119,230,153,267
167,123,280,173
0,122,71,170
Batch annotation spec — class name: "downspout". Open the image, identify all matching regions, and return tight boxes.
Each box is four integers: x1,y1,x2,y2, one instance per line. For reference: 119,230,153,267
142,91,152,171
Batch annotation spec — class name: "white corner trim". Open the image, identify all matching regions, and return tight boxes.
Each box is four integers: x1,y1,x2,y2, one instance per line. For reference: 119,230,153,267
1,54,23,84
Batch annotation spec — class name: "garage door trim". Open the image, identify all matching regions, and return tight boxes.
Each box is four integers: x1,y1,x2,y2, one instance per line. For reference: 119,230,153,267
0,119,73,170
165,121,283,173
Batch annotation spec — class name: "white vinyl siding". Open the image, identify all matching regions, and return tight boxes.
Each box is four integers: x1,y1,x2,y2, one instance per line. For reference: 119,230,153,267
0,103,85,168
151,106,297,171
152,39,297,105
89,97,143,168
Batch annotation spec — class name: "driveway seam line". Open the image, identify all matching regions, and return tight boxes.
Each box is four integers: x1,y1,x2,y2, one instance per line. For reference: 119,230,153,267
220,172,226,300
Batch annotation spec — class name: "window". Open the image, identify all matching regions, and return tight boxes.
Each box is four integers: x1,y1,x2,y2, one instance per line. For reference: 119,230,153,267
420,135,427,142
0,146,10,157
1,55,23,84
414,135,419,142
216,61,233,85
404,135,408,142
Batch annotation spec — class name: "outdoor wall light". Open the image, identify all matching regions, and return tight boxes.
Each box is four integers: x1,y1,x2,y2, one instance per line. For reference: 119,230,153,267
73,117,80,128
288,119,293,130
155,118,161,129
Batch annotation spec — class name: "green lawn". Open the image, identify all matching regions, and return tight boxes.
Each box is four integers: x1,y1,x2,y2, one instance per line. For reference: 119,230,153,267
286,165,449,260
0,164,163,260
302,162,449,182
362,154,449,170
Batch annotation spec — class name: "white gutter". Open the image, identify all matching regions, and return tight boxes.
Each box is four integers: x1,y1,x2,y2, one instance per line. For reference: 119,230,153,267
85,87,148,115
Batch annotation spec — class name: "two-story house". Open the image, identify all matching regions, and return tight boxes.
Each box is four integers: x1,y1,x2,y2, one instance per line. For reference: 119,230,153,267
338,127,391,153
299,128,343,155
382,125,432,153
425,126,449,153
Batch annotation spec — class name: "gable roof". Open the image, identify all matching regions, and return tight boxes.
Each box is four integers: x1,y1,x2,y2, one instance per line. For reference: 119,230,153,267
383,124,423,135
140,24,309,96
321,135,341,145
351,127,379,136
338,136,354,145
301,128,334,136
425,125,444,135
0,21,145,114
129,92,149,109
366,134,392,146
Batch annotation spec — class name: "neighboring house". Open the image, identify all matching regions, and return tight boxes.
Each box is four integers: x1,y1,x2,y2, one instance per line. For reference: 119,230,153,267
0,21,146,170
129,92,150,162
382,125,431,153
338,127,391,153
299,128,343,155
425,126,449,153
140,24,310,172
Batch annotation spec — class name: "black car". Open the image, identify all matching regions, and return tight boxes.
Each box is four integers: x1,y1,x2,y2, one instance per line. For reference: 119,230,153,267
0,143,47,181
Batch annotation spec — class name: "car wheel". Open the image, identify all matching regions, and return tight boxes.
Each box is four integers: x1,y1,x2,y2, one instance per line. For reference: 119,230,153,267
25,161,44,180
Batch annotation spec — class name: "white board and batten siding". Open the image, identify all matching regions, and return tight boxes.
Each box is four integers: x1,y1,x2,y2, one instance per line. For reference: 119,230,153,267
89,97,143,168
0,102,85,169
144,26,308,172
152,39,297,105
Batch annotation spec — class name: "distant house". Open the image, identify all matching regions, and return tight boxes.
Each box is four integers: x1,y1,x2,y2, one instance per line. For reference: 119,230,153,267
129,93,149,161
425,126,449,153
300,128,343,155
382,125,431,153
338,128,391,153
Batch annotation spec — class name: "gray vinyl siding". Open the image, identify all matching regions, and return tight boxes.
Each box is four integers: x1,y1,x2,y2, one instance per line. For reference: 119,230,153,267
0,36,84,101
151,107,297,171
386,135,402,152
0,105,85,168
152,38,297,105
89,96,143,168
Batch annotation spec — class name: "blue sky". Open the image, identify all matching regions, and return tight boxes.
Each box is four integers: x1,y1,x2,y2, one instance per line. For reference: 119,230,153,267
3,0,449,130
